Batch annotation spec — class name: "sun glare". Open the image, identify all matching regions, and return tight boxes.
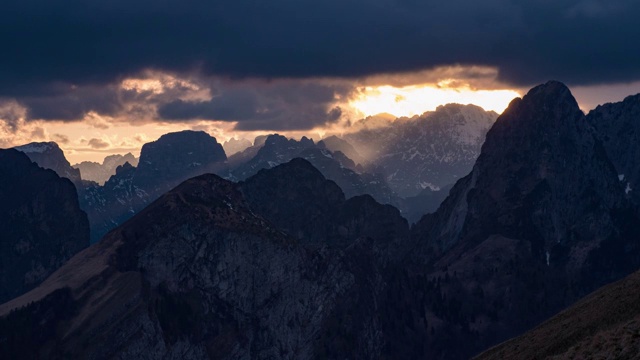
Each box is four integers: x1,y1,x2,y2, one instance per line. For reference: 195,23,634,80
350,84,521,117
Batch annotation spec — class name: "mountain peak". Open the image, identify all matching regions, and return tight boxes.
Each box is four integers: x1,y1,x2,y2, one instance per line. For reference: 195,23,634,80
522,80,579,110
13,141,81,183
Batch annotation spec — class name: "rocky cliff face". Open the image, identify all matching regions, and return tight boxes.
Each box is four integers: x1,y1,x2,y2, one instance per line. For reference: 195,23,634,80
405,81,640,358
345,104,498,197
79,131,228,243
229,134,399,207
588,93,640,205
3,82,640,360
14,142,81,183
240,158,408,252
0,159,408,359
0,149,89,304
222,137,252,156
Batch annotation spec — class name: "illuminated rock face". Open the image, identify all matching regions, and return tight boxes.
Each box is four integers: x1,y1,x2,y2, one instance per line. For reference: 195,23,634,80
345,104,498,197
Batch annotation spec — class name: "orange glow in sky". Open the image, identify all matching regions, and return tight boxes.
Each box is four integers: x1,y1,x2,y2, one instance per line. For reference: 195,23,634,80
350,84,521,117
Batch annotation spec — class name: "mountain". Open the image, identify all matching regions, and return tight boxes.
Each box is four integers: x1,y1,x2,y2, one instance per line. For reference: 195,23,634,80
73,153,138,184
0,159,408,359
317,135,366,166
345,104,498,197
13,142,81,183
222,137,252,156
229,134,317,180
588,93,640,205
79,130,228,242
0,149,89,304
475,268,640,359
3,82,640,359
400,184,453,224
405,81,639,358
229,134,398,206
240,158,407,249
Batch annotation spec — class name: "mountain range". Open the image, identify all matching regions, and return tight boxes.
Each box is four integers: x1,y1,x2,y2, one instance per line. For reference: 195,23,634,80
2,81,640,358
344,103,498,197
73,153,139,184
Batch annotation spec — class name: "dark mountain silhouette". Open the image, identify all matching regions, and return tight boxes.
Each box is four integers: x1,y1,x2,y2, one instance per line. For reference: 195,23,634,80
0,149,89,304
0,159,408,359
80,130,228,242
14,142,81,184
588,93,640,205
229,134,399,206
73,153,139,184
3,82,640,359
400,183,454,224
476,268,640,359
403,81,640,358
240,158,408,250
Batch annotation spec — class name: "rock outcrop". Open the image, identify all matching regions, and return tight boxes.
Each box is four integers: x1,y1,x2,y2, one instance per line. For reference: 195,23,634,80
80,131,228,242
0,149,89,304
14,142,81,183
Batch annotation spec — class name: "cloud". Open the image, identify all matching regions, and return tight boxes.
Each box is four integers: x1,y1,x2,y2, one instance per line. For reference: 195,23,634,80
88,138,110,149
158,80,351,130
0,0,639,98
52,133,70,144
30,127,46,139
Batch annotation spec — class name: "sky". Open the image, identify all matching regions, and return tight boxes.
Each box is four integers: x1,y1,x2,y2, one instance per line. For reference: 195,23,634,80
2,0,640,163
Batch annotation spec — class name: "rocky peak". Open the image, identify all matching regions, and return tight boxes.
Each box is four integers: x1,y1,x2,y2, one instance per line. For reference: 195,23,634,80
135,130,227,191
318,135,366,165
14,141,81,183
240,158,408,249
0,149,89,303
115,161,135,175
344,103,498,197
417,81,625,258
222,137,252,156
74,153,139,184
588,92,640,205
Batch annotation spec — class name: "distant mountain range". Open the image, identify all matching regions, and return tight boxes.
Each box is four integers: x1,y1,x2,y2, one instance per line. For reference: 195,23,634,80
79,130,228,242
344,103,498,197
73,153,139,184
3,84,639,358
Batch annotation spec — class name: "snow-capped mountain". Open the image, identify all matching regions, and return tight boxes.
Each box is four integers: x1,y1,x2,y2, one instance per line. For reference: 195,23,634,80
14,142,82,184
344,104,498,197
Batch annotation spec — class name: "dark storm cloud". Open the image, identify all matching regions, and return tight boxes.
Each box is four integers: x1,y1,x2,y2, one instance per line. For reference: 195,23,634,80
158,82,348,130
1,0,639,96
21,86,122,121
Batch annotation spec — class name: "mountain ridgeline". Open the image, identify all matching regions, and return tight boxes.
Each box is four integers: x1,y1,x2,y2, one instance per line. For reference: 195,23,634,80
1,82,640,359
79,130,228,242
